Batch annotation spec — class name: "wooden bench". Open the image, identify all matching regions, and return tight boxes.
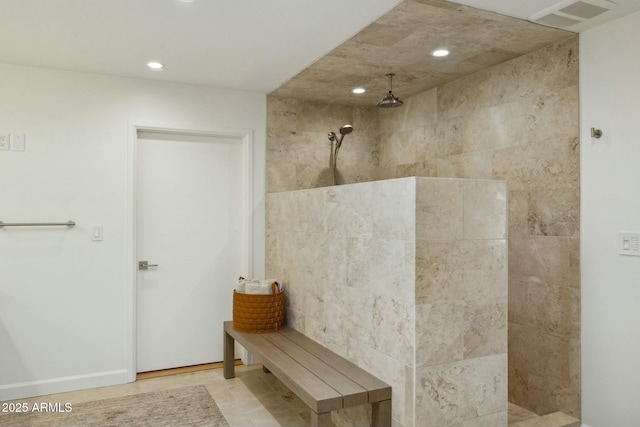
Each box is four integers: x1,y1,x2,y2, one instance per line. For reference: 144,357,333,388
223,321,391,427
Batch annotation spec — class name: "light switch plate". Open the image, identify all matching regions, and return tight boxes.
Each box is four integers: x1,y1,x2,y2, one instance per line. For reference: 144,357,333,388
619,232,640,256
0,134,9,151
11,134,25,151
92,225,103,241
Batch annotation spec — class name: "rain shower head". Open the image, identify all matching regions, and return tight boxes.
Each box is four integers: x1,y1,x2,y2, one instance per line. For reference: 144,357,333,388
377,73,403,108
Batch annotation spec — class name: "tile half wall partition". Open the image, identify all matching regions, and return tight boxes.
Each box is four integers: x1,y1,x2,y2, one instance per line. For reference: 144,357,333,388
266,177,508,427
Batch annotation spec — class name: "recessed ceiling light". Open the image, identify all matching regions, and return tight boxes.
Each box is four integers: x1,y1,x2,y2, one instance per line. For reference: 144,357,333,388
147,61,164,71
178,0,194,3
352,87,366,94
432,49,450,57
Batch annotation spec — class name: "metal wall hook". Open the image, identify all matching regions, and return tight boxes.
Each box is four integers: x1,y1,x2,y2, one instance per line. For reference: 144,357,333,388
591,128,603,139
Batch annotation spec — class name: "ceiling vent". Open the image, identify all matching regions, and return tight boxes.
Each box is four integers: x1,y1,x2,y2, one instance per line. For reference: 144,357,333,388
529,0,616,29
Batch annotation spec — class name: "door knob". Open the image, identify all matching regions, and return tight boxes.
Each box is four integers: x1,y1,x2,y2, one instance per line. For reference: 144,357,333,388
139,261,159,270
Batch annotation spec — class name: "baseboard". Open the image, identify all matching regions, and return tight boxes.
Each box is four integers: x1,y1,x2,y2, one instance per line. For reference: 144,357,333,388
0,369,129,401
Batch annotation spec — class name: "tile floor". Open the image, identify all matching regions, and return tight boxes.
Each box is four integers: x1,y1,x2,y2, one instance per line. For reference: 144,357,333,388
1,365,309,427
1,365,557,427
508,403,540,424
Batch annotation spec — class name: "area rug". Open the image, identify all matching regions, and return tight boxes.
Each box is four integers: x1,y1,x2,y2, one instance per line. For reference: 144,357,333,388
1,385,230,427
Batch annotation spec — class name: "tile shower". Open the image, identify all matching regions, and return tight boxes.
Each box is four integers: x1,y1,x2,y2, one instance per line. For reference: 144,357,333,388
266,36,580,424
267,177,507,426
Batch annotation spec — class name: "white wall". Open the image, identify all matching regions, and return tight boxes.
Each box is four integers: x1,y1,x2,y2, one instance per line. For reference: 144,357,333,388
580,11,640,427
0,63,266,399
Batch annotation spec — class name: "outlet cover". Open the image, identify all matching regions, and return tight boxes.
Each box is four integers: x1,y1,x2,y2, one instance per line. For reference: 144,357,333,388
0,134,9,151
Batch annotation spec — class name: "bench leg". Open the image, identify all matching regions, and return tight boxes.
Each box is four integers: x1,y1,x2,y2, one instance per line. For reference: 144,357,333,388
223,328,235,379
372,400,391,427
310,411,331,427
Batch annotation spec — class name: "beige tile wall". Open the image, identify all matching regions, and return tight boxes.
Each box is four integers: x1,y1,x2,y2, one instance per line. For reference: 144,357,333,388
266,97,378,193
266,36,580,419
376,37,581,417
266,177,508,427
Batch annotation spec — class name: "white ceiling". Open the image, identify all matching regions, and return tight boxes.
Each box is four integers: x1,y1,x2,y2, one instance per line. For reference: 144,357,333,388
1,0,639,94
453,0,640,32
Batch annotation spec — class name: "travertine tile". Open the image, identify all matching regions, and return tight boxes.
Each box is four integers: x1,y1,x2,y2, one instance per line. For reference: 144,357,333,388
461,104,529,154
509,411,580,427
289,188,325,233
415,354,507,427
301,274,327,324
567,238,580,289
298,231,347,284
346,237,415,302
508,402,538,424
525,283,580,339
508,191,529,238
437,151,494,180
378,89,437,135
266,162,297,193
354,22,415,47
416,124,438,161
273,0,571,106
372,178,416,240
463,180,507,240
492,137,579,191
491,37,578,105
527,87,579,144
266,97,377,193
267,35,580,422
507,329,529,407
508,236,572,288
372,296,415,366
322,283,375,347
405,365,415,427
266,128,297,163
507,280,528,326
267,178,508,427
436,115,464,157
295,162,333,189
416,239,507,303
325,183,373,238
416,178,464,241
396,160,438,178
297,102,354,132
527,187,580,238
416,301,464,367
381,128,419,166
450,410,508,427
437,68,494,120
508,324,571,386
267,96,299,131
527,373,581,419
295,131,334,165
463,298,508,359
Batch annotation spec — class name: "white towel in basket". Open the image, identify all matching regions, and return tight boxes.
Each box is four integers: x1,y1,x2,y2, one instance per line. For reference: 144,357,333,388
236,277,282,294
245,281,274,295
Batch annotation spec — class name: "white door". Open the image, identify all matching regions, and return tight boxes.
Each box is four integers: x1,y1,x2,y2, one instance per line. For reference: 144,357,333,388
136,131,243,373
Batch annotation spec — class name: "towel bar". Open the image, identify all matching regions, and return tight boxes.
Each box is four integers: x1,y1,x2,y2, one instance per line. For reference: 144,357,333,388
0,221,76,228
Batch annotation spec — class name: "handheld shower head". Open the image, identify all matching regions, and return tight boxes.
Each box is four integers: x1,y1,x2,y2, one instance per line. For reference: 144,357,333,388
339,125,353,136
328,124,354,186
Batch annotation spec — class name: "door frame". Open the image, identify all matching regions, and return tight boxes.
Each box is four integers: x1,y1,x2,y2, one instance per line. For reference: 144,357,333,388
125,121,254,381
